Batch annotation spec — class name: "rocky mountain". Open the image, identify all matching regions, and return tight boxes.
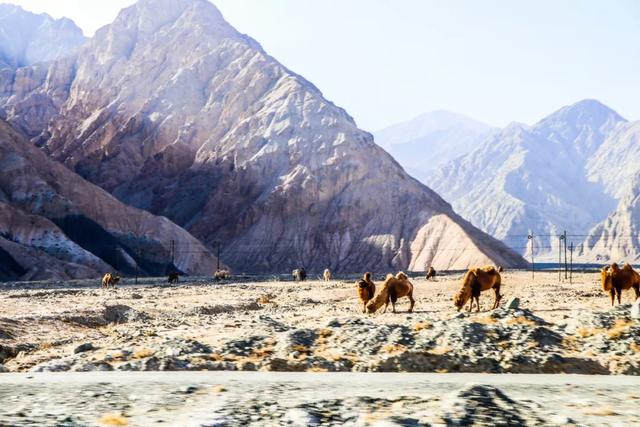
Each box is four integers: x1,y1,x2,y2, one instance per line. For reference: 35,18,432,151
374,111,496,183
428,99,631,260
0,118,217,280
0,0,526,273
0,4,86,68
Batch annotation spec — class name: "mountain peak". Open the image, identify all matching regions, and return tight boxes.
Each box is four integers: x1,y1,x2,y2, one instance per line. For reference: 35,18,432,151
537,99,626,129
108,0,226,35
0,3,86,67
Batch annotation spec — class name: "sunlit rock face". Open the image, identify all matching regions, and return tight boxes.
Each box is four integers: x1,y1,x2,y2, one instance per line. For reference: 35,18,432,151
0,0,526,272
0,119,217,280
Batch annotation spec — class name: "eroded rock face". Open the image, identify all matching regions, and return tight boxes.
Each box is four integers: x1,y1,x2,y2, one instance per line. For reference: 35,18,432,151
0,119,218,280
0,0,526,272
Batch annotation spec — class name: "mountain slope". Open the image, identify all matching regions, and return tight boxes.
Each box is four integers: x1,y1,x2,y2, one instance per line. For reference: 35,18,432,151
0,0,526,272
427,100,625,258
0,119,217,280
0,4,86,68
375,111,496,182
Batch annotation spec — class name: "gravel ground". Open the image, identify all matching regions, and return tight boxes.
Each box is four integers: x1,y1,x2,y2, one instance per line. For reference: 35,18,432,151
0,271,639,376
0,372,638,426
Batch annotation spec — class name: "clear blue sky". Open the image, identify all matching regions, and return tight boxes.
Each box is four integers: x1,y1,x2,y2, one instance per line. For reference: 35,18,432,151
5,0,640,130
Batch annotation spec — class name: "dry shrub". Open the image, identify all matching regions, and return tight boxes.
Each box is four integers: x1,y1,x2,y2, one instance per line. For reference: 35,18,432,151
413,322,432,331
429,346,451,355
382,344,407,355
506,316,537,326
211,385,227,393
576,327,603,338
584,407,619,416
606,319,634,339
97,413,128,426
133,348,155,359
473,316,497,325
308,366,329,372
630,342,640,353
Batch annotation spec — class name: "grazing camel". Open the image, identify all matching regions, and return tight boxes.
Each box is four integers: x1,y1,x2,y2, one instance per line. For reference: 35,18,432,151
323,269,331,282
453,266,502,312
101,273,120,288
366,272,415,314
426,266,436,280
356,272,376,313
214,270,231,280
292,268,307,282
168,271,179,284
601,263,640,305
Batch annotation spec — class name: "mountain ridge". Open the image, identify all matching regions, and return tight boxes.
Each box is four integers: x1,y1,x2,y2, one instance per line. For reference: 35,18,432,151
0,0,527,273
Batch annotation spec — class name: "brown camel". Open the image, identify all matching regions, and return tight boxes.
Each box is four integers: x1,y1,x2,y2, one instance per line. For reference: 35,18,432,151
601,263,640,305
426,266,436,280
366,272,415,314
356,272,376,313
101,273,120,289
453,266,502,312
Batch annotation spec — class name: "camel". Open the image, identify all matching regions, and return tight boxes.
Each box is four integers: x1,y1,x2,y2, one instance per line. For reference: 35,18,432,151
292,268,307,282
601,263,640,305
356,272,376,313
366,272,415,314
323,269,331,282
168,271,179,284
214,270,231,280
453,266,502,312
101,273,120,288
426,266,436,280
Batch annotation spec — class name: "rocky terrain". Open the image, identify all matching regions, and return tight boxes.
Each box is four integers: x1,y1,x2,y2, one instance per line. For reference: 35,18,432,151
1,372,639,426
0,118,218,281
1,271,638,377
0,0,526,273
0,4,86,69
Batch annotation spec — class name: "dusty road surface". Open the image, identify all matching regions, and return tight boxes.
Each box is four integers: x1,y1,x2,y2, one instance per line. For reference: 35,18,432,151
0,271,638,377
0,372,639,426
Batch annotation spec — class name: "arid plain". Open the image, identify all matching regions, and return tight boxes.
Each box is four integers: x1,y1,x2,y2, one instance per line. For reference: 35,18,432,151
1,270,638,376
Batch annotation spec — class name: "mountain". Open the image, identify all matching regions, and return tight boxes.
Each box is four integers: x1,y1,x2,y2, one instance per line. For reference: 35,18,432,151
374,111,496,182
0,0,527,272
428,99,628,259
0,118,217,281
0,4,86,68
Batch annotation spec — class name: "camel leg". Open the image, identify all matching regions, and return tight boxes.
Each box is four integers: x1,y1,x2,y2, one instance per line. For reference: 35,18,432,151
392,302,396,314
475,296,481,312
634,285,640,301
362,302,367,314
492,286,502,310
616,287,622,305
408,292,415,313
467,300,473,312
610,289,615,306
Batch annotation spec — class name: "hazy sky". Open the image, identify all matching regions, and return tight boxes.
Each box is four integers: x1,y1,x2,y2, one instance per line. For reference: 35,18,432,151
5,0,640,130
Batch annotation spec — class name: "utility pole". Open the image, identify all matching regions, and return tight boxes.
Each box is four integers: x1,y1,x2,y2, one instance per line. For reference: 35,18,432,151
563,230,568,280
558,234,563,282
214,240,221,271
170,240,175,272
569,242,573,284
528,233,535,279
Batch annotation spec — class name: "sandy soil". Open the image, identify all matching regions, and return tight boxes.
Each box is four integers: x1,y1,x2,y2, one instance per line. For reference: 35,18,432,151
0,271,638,375
1,372,639,426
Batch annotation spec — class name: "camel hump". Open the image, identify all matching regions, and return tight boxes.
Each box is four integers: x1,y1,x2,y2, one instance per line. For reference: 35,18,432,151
623,263,634,271
385,273,395,280
395,271,408,280
363,272,372,281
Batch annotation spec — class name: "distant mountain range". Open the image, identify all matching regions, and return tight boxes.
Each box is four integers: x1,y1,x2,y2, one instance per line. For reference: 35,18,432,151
0,0,526,277
375,111,497,182
409,99,640,263
0,4,85,68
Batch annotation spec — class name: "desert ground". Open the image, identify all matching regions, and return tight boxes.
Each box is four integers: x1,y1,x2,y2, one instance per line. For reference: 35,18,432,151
1,270,640,425
1,270,639,376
